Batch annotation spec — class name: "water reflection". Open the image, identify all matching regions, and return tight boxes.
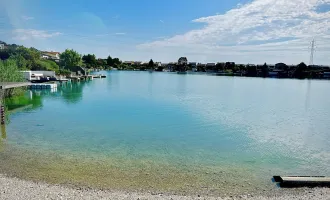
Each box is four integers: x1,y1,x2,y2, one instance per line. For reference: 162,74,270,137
5,92,43,111
0,125,6,152
58,82,86,104
4,82,87,125
1,125,6,139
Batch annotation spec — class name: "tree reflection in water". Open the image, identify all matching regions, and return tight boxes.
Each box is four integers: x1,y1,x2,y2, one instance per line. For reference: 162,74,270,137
4,81,87,119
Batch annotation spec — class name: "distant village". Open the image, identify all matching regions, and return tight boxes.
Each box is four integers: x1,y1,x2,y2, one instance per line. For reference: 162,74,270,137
1,40,330,80
111,57,330,79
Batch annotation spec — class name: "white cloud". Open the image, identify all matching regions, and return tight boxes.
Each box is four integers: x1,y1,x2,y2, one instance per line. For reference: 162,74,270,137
21,15,34,20
138,0,330,64
12,29,62,40
115,32,126,35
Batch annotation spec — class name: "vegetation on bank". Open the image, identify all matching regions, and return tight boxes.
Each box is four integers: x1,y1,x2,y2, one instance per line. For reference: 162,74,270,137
0,41,123,75
0,59,25,97
1,40,329,80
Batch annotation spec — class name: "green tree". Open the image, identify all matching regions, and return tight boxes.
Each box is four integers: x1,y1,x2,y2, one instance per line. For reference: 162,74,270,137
293,62,307,79
261,63,269,78
246,65,257,77
35,60,60,72
215,63,225,72
225,62,235,70
112,58,121,66
107,55,114,66
82,54,97,68
8,54,27,69
148,59,154,70
96,59,107,69
60,49,82,69
12,47,41,69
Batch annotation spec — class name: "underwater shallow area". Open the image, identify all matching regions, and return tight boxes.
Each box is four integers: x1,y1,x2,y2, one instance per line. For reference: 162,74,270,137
1,71,329,195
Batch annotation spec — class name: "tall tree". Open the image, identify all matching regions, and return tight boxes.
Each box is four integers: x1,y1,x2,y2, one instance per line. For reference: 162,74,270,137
293,62,307,79
8,54,27,69
215,63,225,72
82,54,97,68
246,65,257,77
148,59,154,69
13,47,41,69
106,55,114,66
261,63,269,78
178,57,188,72
112,58,121,66
60,49,82,69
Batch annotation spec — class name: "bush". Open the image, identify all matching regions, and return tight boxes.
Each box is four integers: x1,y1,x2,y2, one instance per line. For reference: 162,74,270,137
58,69,71,76
0,59,25,98
0,59,24,82
34,60,59,71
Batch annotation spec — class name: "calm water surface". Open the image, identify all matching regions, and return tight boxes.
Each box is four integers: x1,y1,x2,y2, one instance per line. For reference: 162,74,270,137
1,71,330,194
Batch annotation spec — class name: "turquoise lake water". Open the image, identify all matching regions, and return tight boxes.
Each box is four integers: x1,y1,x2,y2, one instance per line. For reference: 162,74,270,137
1,71,330,194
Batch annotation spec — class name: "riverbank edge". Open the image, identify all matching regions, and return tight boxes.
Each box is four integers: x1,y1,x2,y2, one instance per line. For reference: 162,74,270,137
1,174,329,200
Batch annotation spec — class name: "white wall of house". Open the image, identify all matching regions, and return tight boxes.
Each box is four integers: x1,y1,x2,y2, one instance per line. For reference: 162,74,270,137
206,63,216,67
0,44,4,50
41,52,60,59
21,71,56,81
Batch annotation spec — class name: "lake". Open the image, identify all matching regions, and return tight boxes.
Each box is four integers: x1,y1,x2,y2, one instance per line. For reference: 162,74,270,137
1,71,329,195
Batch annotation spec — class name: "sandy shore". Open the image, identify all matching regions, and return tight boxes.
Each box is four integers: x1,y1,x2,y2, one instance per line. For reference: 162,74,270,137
0,175,329,200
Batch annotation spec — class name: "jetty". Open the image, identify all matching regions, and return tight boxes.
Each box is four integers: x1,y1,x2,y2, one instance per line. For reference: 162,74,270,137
0,82,31,90
273,176,330,187
67,74,106,82
29,83,57,90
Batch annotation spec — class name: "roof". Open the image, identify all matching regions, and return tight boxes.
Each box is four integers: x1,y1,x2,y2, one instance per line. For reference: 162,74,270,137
42,51,60,55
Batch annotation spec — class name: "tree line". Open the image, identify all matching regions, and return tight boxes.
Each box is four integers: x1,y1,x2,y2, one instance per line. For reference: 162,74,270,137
0,41,123,75
1,40,329,80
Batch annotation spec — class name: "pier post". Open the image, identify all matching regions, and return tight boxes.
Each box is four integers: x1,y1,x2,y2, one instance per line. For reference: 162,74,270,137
0,105,5,125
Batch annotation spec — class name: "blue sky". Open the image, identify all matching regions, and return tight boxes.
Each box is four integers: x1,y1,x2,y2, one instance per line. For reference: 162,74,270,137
1,0,330,64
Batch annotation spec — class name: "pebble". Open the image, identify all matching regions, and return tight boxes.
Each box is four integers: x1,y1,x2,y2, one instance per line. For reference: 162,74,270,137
0,174,330,200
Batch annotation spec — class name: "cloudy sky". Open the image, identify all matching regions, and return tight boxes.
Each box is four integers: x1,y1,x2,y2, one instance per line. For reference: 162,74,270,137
1,0,330,64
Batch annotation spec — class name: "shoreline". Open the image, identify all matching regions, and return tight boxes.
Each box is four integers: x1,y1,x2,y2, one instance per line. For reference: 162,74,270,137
1,174,329,200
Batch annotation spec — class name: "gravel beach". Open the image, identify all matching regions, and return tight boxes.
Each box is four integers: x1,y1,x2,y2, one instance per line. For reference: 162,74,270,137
0,174,329,200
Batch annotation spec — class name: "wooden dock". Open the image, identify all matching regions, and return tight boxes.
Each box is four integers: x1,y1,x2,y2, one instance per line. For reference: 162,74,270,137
0,82,31,90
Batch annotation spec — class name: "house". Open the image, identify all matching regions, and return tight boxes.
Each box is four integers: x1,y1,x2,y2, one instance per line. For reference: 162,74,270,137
324,72,330,79
21,71,56,81
268,64,275,69
167,62,177,72
206,63,216,67
275,63,288,70
155,62,162,67
41,51,60,60
0,44,4,50
205,63,216,72
123,61,134,65
124,61,143,66
189,62,197,72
